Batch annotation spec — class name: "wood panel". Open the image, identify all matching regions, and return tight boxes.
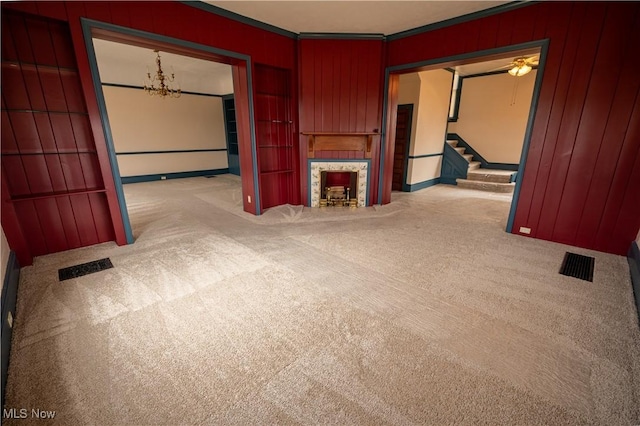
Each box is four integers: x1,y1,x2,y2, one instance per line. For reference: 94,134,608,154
1,10,114,265
1,1,298,257
552,3,636,246
254,64,297,210
299,38,384,205
387,2,640,255
381,74,399,204
232,63,258,215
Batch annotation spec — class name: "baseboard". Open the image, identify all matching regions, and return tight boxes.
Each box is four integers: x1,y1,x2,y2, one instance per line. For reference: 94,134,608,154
121,168,230,184
627,241,640,324
1,251,20,407
405,178,440,192
440,177,458,185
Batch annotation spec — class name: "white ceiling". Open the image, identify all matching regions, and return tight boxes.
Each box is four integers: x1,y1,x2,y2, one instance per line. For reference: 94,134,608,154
454,49,540,76
92,39,234,95
206,1,509,35
91,2,535,94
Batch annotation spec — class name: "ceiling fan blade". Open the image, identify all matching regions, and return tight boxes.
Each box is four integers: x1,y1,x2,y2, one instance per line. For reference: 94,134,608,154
487,64,514,72
525,56,539,65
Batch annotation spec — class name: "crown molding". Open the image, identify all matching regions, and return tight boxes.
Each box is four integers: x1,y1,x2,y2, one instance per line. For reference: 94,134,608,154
298,33,385,41
184,1,298,39
387,1,535,41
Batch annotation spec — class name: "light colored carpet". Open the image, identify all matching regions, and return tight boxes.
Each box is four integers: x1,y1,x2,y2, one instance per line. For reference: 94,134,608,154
4,175,640,425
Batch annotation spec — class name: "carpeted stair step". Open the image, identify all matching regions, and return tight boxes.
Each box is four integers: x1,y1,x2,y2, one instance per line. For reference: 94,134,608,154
462,154,474,162
456,178,515,193
468,161,481,170
466,169,515,183
447,140,458,148
454,147,466,155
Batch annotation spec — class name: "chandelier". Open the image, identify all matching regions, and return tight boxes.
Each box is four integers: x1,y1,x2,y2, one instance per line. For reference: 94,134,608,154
143,50,181,98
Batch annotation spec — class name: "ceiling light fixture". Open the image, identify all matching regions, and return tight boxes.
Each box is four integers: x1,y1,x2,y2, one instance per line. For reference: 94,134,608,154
508,57,532,77
143,50,181,98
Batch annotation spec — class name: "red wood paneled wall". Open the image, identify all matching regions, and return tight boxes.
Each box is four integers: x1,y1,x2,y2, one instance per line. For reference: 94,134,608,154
3,1,638,258
388,2,640,255
1,1,297,263
254,64,299,209
1,11,114,265
298,39,385,205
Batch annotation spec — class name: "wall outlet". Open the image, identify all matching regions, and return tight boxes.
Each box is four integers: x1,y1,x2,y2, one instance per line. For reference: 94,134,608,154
7,311,13,328
160,176,167,180
519,226,531,234
248,195,252,203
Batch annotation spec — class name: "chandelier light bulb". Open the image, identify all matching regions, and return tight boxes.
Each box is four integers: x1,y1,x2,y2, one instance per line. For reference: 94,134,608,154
142,50,181,98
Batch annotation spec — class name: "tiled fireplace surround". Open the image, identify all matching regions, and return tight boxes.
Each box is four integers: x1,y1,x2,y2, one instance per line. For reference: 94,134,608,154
308,161,370,207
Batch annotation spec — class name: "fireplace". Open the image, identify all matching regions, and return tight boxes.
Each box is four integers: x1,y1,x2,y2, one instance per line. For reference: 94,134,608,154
308,160,369,207
320,171,358,207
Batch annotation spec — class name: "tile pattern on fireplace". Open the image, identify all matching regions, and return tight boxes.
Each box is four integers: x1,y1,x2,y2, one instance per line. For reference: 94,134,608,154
309,161,369,207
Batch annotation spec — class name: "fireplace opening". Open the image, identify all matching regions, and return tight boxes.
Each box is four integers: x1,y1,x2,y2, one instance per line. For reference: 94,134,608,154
320,171,358,207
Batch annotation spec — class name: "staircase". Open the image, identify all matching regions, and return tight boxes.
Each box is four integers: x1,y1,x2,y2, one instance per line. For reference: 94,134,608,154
446,140,516,193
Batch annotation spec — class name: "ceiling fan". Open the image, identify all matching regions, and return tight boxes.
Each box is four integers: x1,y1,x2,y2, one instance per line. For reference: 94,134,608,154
489,56,539,77
505,56,538,77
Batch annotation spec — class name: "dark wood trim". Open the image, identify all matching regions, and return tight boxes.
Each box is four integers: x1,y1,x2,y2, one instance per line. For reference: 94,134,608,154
299,33,385,40
387,1,534,41
181,1,297,39
1,251,20,404
628,241,640,325
101,82,227,98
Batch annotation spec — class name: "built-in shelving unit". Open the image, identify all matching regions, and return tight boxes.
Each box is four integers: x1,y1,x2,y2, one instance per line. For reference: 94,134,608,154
1,11,114,257
222,95,239,176
254,64,296,209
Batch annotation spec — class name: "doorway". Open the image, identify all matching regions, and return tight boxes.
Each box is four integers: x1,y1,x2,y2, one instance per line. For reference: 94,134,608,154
392,104,413,191
82,20,261,243
383,40,548,232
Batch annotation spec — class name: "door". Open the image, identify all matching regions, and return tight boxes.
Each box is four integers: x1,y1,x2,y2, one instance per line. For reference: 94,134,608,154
392,104,413,191
222,95,240,175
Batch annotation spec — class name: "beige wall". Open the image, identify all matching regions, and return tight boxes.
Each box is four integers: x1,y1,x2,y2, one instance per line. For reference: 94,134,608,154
448,70,536,164
1,226,9,289
398,73,420,152
407,156,443,185
412,70,453,157
103,86,228,177
637,228,640,245
400,69,452,185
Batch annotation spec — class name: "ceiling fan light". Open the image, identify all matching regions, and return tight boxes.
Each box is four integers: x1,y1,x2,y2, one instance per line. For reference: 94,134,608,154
508,63,532,77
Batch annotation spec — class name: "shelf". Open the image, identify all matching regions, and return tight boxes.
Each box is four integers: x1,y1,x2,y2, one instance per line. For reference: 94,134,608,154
2,60,78,73
259,169,294,176
1,150,98,156
1,108,89,116
257,119,293,124
10,188,107,203
302,132,378,159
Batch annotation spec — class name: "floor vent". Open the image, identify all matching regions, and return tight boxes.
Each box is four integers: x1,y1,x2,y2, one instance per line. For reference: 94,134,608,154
59,258,114,281
559,252,594,282
205,175,217,178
